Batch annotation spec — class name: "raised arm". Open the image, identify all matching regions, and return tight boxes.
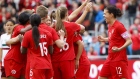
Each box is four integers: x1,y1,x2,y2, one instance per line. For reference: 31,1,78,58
76,2,92,24
68,0,89,21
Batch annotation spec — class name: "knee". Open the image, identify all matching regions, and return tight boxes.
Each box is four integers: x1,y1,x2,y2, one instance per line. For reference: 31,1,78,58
98,76,108,79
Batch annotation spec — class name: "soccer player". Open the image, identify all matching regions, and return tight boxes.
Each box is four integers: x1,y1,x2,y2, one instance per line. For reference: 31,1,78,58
73,35,91,79
52,6,85,79
4,11,33,79
47,2,92,79
36,5,65,48
98,5,132,79
22,5,65,79
0,20,15,79
21,14,53,79
73,3,92,79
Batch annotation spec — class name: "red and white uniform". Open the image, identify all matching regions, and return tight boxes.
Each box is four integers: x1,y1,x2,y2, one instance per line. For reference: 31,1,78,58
0,33,11,77
4,24,26,78
73,34,90,79
99,20,129,79
52,21,81,79
22,27,53,79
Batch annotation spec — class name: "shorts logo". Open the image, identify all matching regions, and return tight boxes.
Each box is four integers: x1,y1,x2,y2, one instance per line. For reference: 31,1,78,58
11,70,16,74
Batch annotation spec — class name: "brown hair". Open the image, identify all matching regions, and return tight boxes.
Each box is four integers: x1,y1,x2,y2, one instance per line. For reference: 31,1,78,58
105,5,122,18
36,5,48,18
55,6,67,35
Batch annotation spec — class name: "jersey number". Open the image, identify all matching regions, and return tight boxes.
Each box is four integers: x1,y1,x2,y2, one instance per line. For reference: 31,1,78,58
60,38,69,52
116,67,122,74
39,42,48,56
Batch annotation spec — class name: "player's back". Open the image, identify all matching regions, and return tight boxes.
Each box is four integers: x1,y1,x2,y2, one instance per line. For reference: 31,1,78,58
73,34,90,65
39,23,59,41
23,27,53,69
52,21,81,62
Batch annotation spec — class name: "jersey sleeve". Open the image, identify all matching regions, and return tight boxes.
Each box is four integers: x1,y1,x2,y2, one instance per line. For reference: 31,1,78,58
13,26,24,37
22,32,29,48
51,28,59,42
73,34,81,43
47,33,53,46
72,22,81,32
117,24,130,39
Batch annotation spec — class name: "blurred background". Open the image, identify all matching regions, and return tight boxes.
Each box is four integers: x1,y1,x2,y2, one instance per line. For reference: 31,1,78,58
0,0,140,79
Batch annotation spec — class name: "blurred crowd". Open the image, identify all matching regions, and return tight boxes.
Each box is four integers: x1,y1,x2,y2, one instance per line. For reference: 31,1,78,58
0,0,140,56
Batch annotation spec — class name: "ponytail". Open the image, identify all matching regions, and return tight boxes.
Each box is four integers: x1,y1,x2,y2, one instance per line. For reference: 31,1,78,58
55,6,67,36
116,8,122,17
105,5,123,18
30,14,41,48
32,26,40,47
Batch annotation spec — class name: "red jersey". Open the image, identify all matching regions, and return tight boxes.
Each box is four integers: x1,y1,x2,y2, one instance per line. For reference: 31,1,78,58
22,27,53,69
73,34,90,65
108,20,128,62
39,23,59,42
4,24,26,63
52,21,81,62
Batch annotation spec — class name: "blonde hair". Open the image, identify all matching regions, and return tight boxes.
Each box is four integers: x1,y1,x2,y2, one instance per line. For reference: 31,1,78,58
55,6,67,35
36,5,48,18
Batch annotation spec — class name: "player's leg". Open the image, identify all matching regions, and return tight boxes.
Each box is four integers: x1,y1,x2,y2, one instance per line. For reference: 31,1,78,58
110,61,129,79
98,76,108,79
75,65,90,79
7,76,17,79
98,61,111,79
4,60,24,79
20,63,25,79
60,60,75,79
24,62,30,79
20,76,25,79
30,69,53,79
52,62,62,79
1,66,8,79
45,69,53,79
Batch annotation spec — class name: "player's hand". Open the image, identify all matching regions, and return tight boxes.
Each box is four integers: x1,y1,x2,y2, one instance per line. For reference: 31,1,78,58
83,0,90,6
58,29,65,37
98,35,104,42
18,34,23,42
75,59,79,70
85,2,93,12
112,46,121,52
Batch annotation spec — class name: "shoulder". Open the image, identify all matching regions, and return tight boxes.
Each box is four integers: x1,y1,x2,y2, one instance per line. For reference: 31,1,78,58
14,24,24,30
15,24,24,28
1,33,7,37
64,21,79,27
115,20,124,28
39,28,51,34
24,30,31,35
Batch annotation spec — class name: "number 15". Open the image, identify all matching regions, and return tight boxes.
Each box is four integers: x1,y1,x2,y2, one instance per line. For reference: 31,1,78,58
39,42,48,56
